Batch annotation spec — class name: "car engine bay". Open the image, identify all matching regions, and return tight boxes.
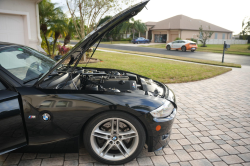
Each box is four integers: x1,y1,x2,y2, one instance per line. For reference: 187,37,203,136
40,67,167,98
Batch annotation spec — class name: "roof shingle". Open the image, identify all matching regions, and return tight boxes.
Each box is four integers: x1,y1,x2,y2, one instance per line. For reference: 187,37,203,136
150,15,232,32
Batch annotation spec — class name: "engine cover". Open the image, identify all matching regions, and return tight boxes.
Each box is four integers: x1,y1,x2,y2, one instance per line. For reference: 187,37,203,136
101,80,137,92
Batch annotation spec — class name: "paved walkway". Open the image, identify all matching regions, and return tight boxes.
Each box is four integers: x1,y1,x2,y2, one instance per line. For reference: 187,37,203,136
0,66,250,166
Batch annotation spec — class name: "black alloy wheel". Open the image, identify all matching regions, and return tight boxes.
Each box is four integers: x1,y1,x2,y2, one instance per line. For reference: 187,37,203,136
83,111,146,165
167,45,171,50
181,46,186,52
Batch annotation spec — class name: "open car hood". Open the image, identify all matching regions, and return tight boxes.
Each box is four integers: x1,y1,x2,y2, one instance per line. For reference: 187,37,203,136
34,0,149,87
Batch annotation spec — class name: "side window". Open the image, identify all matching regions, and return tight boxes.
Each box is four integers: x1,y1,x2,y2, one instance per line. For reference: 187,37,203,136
222,33,225,39
214,33,218,39
0,81,6,90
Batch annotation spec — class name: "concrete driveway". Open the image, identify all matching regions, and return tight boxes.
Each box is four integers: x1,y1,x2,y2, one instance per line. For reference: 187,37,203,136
0,62,250,165
97,44,250,66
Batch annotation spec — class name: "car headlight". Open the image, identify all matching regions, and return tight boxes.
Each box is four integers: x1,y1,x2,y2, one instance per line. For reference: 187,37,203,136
150,101,174,118
167,89,175,102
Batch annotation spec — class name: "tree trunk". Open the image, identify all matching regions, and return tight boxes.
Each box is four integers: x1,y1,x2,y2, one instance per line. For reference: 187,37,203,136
42,32,51,56
52,31,60,56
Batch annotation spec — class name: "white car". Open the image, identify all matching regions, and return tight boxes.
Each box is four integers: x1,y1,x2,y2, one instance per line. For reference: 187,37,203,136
166,40,198,52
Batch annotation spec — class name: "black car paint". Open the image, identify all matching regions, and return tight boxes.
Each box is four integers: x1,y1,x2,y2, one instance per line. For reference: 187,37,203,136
0,81,27,154
0,0,177,155
0,65,176,153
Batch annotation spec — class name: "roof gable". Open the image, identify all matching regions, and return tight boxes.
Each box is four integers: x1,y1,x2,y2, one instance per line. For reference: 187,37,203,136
151,15,232,32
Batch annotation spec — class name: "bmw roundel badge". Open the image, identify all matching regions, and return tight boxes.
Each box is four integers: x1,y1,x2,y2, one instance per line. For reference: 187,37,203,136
42,113,50,121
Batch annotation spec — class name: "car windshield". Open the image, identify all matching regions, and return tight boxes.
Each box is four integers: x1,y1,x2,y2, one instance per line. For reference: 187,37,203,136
0,45,55,83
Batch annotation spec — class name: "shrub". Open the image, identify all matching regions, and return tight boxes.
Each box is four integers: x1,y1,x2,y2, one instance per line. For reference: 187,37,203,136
120,38,131,41
41,38,53,56
248,45,250,50
191,38,197,43
175,37,181,41
57,45,70,55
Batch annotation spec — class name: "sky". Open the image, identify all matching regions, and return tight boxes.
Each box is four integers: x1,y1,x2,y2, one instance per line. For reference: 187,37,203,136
51,0,250,35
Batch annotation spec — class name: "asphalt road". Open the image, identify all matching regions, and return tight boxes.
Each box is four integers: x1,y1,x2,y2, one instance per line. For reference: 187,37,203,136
67,41,250,66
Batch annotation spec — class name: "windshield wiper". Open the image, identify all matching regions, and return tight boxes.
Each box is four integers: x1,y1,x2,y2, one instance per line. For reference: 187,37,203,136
23,73,44,84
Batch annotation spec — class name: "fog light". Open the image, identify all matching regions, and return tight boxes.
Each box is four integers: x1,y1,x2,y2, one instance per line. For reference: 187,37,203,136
156,125,161,131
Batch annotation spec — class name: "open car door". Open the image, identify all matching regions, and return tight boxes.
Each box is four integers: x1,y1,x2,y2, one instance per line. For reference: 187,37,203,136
0,77,27,155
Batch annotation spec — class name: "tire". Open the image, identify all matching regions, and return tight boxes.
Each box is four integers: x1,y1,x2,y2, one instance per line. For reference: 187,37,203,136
167,45,171,50
181,46,186,52
191,50,195,52
83,111,146,165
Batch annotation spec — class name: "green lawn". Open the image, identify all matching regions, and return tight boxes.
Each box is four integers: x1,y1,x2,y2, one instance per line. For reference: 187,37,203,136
98,48,241,68
141,43,250,56
79,51,232,84
60,39,131,45
197,44,250,56
100,41,131,44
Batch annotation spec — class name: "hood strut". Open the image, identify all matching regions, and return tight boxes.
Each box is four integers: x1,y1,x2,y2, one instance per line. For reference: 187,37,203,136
85,33,105,68
61,33,105,90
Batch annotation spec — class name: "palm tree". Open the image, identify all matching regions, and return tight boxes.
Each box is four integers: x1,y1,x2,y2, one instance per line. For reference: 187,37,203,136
120,18,147,39
49,17,67,56
240,18,250,39
63,18,76,46
39,0,64,56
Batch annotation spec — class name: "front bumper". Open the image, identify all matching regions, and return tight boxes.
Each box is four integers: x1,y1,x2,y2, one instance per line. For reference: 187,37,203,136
146,108,177,152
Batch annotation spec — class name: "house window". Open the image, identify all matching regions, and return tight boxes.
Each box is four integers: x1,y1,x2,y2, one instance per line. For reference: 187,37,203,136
222,33,225,39
214,33,218,39
229,34,232,39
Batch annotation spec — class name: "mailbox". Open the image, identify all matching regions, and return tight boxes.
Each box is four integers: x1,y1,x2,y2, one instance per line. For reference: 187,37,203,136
224,44,230,48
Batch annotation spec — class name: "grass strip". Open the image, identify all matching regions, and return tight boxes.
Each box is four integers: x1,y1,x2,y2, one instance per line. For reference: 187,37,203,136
78,51,232,84
98,48,241,68
141,44,250,56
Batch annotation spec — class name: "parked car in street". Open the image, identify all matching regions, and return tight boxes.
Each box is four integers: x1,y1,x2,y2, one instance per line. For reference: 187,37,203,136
47,37,59,45
166,40,198,52
47,37,54,45
132,37,150,44
0,0,177,165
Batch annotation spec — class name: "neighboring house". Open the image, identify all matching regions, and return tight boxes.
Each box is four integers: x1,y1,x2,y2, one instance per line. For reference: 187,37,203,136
0,0,42,50
145,15,233,43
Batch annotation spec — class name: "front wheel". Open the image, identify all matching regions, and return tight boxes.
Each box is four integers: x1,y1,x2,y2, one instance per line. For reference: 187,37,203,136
191,50,195,52
181,46,186,52
167,45,171,50
83,111,146,165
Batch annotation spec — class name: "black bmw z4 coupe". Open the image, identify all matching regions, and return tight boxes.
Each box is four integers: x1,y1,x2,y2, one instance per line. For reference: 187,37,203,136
0,0,177,164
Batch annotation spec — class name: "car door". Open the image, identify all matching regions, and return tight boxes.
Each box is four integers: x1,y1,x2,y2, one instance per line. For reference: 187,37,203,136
171,41,177,48
0,78,27,154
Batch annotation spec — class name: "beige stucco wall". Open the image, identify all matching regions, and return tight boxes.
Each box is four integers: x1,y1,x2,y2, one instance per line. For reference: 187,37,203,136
0,0,42,50
150,29,233,43
151,30,181,43
181,30,232,40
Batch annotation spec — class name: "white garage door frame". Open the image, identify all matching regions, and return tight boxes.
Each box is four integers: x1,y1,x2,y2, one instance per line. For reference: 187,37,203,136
0,9,31,45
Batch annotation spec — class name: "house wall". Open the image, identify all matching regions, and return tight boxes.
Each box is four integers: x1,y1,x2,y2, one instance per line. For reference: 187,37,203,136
181,30,232,40
151,30,181,43
0,0,42,50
